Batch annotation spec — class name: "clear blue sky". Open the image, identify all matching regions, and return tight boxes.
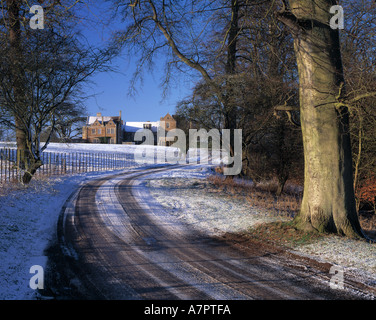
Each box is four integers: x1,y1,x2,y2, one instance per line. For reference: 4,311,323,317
77,1,194,122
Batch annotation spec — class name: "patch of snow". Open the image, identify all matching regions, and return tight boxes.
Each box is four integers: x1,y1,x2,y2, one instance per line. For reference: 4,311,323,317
144,165,376,289
0,142,228,166
292,236,376,282
0,167,143,300
145,165,289,236
0,141,175,155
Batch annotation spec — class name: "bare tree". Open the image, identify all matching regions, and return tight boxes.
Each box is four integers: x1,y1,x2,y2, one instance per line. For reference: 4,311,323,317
0,11,114,183
338,1,376,212
53,102,88,142
1,0,81,153
275,0,376,237
113,0,254,160
4,0,27,159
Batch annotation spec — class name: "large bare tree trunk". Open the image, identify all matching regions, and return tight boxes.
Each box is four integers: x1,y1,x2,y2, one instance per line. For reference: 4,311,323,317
279,0,363,237
223,0,239,173
7,0,27,156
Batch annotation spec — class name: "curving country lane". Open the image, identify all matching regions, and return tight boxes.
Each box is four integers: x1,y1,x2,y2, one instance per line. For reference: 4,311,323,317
55,166,372,300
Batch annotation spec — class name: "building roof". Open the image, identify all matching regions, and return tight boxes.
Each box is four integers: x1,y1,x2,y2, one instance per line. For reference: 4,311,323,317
160,112,175,121
87,116,121,125
123,121,159,133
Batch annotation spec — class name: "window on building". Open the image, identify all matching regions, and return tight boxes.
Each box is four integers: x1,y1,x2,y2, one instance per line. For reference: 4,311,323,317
91,128,96,134
97,129,101,134
166,122,170,128
143,123,152,130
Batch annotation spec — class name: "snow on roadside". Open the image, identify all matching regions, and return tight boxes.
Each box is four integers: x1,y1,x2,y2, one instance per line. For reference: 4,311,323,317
145,165,289,236
292,236,376,284
145,165,376,288
1,159,375,300
0,168,131,300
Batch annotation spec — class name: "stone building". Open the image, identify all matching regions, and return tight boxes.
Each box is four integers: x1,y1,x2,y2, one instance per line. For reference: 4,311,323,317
157,113,177,146
82,111,178,146
82,111,123,144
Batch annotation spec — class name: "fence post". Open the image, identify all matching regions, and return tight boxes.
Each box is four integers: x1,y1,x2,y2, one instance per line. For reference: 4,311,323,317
12,149,15,181
0,149,2,184
16,149,20,182
7,149,10,182
64,153,67,174
49,153,51,176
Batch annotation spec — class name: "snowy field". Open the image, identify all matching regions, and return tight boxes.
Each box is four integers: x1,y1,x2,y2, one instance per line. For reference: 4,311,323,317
0,143,375,299
0,142,224,299
0,142,227,166
0,141,226,184
0,141,170,154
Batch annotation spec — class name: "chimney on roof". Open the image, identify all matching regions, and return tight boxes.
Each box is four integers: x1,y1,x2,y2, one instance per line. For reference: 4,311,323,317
119,110,122,119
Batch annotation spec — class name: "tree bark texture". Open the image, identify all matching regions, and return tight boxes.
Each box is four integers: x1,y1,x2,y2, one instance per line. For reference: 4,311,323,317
280,0,363,237
7,0,27,154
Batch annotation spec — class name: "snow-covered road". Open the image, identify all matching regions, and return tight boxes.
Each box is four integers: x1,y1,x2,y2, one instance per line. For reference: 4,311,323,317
53,165,372,299
0,160,375,299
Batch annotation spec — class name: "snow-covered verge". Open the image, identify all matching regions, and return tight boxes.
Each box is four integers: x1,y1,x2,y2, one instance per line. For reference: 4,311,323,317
145,165,376,288
0,168,137,300
145,165,290,235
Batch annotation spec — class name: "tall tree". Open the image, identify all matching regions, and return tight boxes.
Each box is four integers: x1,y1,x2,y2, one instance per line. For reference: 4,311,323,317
0,1,114,183
339,1,376,212
115,0,374,237
277,0,364,237
5,0,26,157
113,0,246,159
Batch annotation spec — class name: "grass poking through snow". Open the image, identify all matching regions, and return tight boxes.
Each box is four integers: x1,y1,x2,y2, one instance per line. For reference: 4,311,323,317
247,221,323,248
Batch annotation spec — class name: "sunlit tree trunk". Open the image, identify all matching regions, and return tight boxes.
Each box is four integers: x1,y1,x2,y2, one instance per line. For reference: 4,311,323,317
279,0,363,237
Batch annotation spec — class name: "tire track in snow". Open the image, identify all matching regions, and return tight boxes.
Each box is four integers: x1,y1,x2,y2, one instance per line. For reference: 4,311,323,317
58,165,365,299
